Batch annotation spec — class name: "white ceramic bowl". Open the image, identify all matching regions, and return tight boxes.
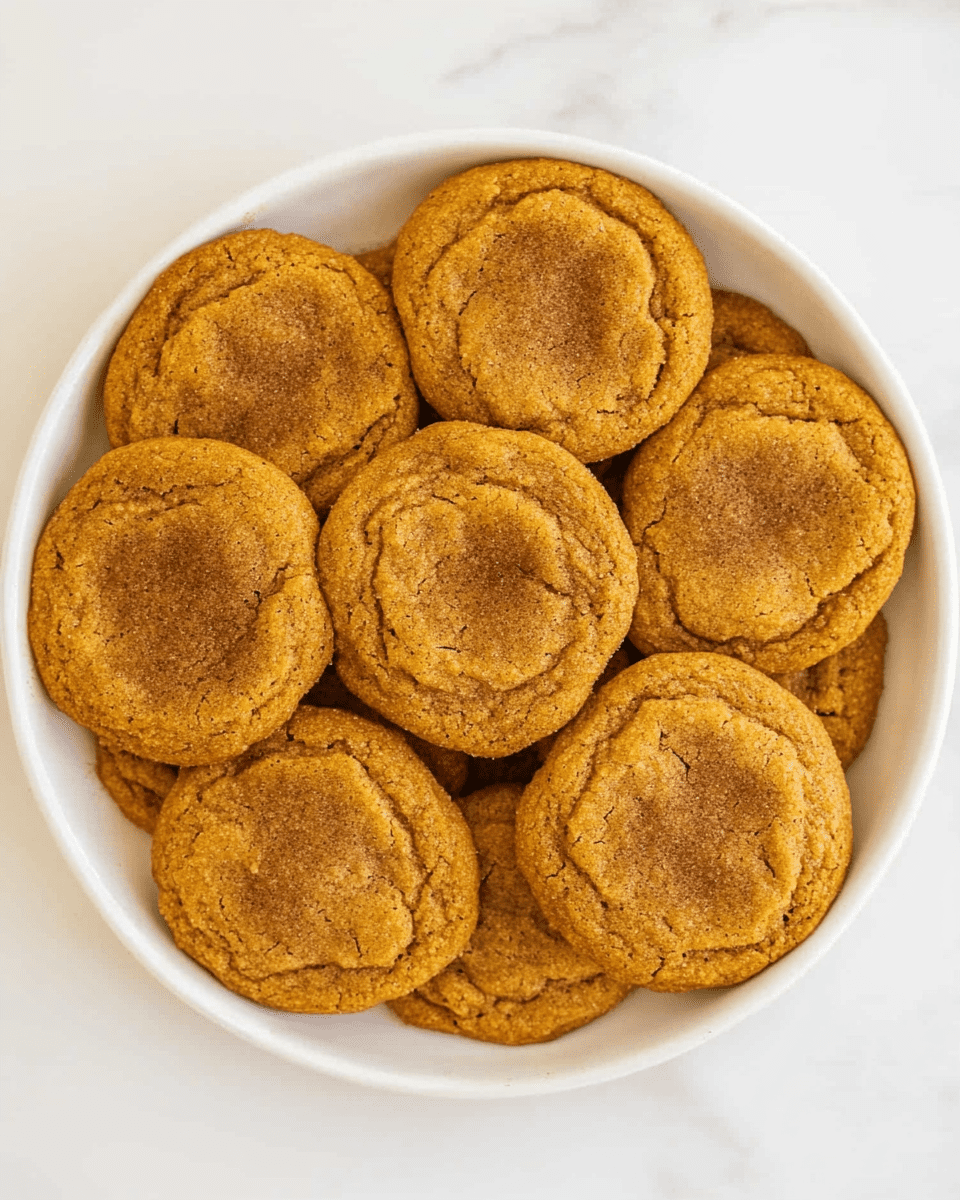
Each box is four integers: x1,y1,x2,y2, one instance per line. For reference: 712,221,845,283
3,130,956,1098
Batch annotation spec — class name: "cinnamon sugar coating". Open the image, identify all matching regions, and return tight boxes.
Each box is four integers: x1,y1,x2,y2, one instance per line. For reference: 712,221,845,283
103,230,418,512
317,422,638,757
29,438,332,765
152,707,479,1013
515,654,852,991
392,158,712,462
622,355,915,673
389,784,631,1044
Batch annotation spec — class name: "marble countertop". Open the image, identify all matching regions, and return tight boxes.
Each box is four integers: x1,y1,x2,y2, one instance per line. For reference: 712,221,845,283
2,2,957,1197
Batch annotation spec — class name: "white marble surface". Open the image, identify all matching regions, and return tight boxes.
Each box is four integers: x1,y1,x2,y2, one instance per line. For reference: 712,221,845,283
1,1,958,1196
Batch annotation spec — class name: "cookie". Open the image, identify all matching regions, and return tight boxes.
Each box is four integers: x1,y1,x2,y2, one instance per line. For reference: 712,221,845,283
29,438,333,765
355,240,397,291
304,665,469,796
708,289,809,372
771,611,887,768
392,158,712,462
103,229,418,512
516,653,852,991
152,706,479,1013
318,421,639,756
95,741,177,834
622,355,915,673
388,784,632,1044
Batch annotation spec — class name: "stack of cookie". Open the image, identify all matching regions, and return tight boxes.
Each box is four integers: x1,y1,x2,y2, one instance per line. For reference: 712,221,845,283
28,157,915,1046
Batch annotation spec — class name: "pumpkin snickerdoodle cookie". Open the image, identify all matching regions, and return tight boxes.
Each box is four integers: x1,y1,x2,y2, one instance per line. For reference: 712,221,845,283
152,706,479,1013
389,784,631,1044
29,438,332,766
317,422,639,757
95,742,178,834
622,355,915,673
103,229,418,512
515,654,852,991
708,289,809,372
391,158,712,462
771,611,887,769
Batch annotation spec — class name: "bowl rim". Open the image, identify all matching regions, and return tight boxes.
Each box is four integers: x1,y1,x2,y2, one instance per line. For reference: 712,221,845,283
3,127,957,1098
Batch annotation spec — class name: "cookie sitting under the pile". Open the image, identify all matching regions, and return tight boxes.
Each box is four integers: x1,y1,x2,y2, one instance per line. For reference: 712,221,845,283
771,611,887,769
707,289,810,371
355,241,396,291
389,784,632,1044
95,742,177,834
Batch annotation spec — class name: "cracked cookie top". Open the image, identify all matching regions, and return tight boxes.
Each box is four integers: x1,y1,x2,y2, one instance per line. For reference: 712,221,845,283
317,422,639,757
622,355,915,673
103,229,418,512
391,158,712,462
151,706,479,1013
29,438,333,765
515,653,851,991
388,783,632,1044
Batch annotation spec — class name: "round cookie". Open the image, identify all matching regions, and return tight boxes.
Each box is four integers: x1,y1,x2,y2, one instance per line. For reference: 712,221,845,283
152,706,479,1013
515,654,852,991
392,158,712,462
29,438,333,765
95,742,177,834
103,229,418,512
708,289,809,372
770,611,887,768
622,355,915,673
389,784,632,1045
304,665,469,796
318,421,639,757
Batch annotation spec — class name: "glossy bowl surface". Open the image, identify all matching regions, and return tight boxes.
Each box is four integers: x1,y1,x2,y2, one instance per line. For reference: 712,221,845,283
3,129,956,1097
